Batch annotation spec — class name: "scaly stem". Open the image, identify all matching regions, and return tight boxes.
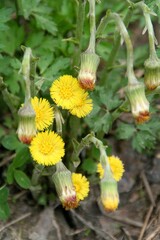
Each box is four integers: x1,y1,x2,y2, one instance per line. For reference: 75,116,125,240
110,13,137,85
21,47,32,103
87,0,96,53
136,2,157,59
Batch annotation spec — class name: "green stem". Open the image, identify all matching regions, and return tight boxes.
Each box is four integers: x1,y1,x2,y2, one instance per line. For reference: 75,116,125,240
31,165,44,186
107,9,132,71
110,13,137,85
87,0,96,53
54,107,64,136
21,47,32,103
73,0,86,66
136,2,157,59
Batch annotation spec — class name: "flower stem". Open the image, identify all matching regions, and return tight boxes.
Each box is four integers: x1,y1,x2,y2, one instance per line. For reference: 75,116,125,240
110,13,137,85
86,0,96,53
73,0,86,67
136,2,157,59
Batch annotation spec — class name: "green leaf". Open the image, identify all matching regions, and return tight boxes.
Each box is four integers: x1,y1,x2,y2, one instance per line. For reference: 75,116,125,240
1,134,23,150
17,0,40,19
0,8,13,23
6,165,14,184
0,203,10,221
38,52,54,74
14,170,31,189
0,186,9,204
81,158,97,174
13,146,30,168
0,186,10,221
132,131,156,153
33,13,57,35
116,123,136,140
0,22,24,56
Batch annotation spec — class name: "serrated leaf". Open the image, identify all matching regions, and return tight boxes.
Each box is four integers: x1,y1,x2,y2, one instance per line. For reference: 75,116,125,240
116,123,136,140
17,0,40,19
38,52,54,74
14,170,31,189
132,131,156,153
1,134,23,151
0,186,9,204
33,13,57,35
0,22,24,56
13,146,30,168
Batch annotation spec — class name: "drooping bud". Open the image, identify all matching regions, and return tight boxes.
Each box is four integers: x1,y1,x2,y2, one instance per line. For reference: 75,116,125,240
78,52,100,90
144,56,160,90
125,82,150,124
17,102,37,144
100,175,119,212
52,162,78,210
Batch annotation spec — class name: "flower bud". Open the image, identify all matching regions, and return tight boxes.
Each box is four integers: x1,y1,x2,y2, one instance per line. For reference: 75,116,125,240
78,52,100,90
125,82,150,124
52,162,78,210
144,57,160,90
17,102,37,144
100,176,119,212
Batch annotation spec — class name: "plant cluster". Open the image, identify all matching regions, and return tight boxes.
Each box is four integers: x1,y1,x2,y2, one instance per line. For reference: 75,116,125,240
0,0,160,220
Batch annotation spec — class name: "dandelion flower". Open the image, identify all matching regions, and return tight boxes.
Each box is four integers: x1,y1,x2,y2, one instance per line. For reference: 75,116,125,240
72,173,89,201
97,156,124,182
31,97,54,131
69,92,93,118
50,75,84,109
30,131,65,166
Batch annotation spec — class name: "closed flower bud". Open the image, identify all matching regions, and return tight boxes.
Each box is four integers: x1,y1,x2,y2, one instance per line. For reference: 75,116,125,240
52,162,78,210
78,52,100,90
125,82,150,124
144,57,160,90
17,102,37,144
100,176,119,212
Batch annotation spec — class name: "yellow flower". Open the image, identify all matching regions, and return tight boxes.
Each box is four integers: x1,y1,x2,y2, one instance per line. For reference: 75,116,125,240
97,156,124,181
30,131,65,166
50,75,84,109
72,173,89,201
69,92,93,118
101,178,119,212
31,97,54,131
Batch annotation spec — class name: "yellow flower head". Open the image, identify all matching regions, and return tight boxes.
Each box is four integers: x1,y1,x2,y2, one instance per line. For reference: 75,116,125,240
72,173,90,201
50,75,84,109
69,92,93,118
30,131,65,166
31,97,54,131
101,178,119,212
97,156,124,182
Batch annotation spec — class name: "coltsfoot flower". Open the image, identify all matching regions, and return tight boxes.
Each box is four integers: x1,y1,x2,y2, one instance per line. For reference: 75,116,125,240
29,131,65,166
69,92,93,118
31,97,54,131
50,75,84,109
72,173,90,202
97,156,124,181
100,176,119,212
78,52,100,90
144,56,160,90
17,102,37,144
125,82,150,123
53,162,78,210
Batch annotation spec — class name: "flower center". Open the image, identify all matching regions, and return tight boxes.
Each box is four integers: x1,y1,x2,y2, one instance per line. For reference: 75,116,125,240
40,141,54,155
59,86,73,99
